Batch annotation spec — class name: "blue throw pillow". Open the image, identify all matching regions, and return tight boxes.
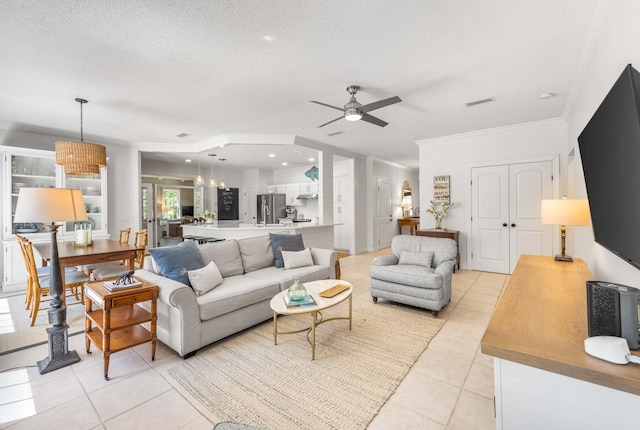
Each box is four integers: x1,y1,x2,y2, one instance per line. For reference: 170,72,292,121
269,233,305,268
148,240,205,286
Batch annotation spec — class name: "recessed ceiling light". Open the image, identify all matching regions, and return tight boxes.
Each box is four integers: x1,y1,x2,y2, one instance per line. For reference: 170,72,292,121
269,153,276,158
539,92,555,100
263,35,274,42
185,159,192,163
282,162,287,166
308,158,314,162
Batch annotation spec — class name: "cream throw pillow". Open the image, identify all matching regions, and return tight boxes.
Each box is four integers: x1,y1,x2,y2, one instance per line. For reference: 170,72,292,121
188,261,223,296
281,248,314,269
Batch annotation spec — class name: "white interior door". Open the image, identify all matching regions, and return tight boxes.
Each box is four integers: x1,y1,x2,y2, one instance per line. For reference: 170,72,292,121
471,165,510,273
508,162,553,272
141,183,157,248
471,161,554,273
376,181,393,249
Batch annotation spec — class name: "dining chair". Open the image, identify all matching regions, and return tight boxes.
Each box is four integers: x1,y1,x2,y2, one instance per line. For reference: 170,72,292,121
15,235,80,311
17,235,90,326
93,229,148,280
82,227,132,277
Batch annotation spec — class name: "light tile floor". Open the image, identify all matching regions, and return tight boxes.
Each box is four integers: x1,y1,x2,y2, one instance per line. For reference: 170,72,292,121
0,249,508,429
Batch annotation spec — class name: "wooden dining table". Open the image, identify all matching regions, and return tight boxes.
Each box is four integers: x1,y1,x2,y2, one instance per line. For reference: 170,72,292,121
33,239,145,282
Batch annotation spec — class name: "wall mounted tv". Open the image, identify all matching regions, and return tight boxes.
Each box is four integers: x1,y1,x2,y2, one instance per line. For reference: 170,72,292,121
578,63,640,268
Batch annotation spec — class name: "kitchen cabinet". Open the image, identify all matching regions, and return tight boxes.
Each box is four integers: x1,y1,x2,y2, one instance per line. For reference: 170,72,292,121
333,175,352,251
299,182,319,194
285,183,301,206
1,146,108,291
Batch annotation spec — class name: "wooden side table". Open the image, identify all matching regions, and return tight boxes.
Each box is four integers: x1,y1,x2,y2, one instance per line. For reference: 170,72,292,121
416,229,460,271
397,217,420,235
84,279,158,380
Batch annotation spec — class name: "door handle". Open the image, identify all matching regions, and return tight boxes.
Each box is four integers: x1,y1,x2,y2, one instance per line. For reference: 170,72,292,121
511,223,516,227
502,223,507,227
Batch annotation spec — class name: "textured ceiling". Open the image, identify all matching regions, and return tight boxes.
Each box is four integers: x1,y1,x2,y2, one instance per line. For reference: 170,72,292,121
0,0,604,170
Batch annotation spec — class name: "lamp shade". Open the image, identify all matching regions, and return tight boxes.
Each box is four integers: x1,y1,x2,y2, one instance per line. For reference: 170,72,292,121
541,199,590,226
401,195,413,208
55,141,106,176
14,188,88,223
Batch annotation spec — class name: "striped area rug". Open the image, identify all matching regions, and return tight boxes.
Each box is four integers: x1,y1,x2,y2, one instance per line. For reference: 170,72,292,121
168,299,445,430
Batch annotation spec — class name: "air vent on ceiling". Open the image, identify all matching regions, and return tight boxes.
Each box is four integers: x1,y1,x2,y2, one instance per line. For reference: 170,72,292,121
327,131,344,137
176,133,190,138
465,97,495,107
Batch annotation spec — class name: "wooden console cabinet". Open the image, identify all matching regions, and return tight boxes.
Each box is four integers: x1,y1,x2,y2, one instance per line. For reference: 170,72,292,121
416,229,460,271
84,279,158,380
482,255,640,428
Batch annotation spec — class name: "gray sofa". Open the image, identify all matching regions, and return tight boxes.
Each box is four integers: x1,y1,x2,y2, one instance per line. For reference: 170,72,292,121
134,235,337,358
369,235,457,316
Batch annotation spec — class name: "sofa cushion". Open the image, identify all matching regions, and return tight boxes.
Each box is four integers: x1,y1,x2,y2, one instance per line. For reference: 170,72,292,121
196,275,280,320
148,240,205,287
199,239,244,277
369,264,440,290
282,248,314,269
245,264,330,290
188,261,223,296
238,235,275,273
398,250,434,268
269,233,305,268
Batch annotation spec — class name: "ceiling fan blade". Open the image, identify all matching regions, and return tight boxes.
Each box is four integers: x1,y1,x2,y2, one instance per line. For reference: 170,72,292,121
360,113,388,127
318,116,344,128
360,96,402,113
310,100,344,112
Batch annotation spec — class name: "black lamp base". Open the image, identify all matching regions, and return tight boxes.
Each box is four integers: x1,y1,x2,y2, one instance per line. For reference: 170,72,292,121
554,254,574,263
37,323,80,374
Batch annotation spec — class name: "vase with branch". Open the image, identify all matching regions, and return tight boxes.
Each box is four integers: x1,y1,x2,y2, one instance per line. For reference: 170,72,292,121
426,201,458,230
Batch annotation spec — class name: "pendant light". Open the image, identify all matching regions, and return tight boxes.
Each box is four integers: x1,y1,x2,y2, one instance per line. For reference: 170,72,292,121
218,158,226,190
194,153,204,186
208,153,217,188
55,98,107,176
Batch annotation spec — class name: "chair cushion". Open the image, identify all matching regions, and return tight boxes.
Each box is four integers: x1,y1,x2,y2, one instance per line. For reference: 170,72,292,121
188,261,224,296
196,275,280,320
269,233,305,268
369,264,441,290
398,250,434,268
199,239,244,277
238,235,274,273
148,240,205,287
282,248,314,269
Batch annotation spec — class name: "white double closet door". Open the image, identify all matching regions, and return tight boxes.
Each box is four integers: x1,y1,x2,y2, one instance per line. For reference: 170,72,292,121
471,160,556,274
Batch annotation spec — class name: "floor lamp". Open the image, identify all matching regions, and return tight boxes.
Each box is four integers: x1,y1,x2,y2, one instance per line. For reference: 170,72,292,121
14,188,88,373
541,198,590,262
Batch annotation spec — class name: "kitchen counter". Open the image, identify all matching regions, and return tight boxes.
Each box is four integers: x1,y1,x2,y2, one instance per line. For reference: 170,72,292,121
181,222,336,249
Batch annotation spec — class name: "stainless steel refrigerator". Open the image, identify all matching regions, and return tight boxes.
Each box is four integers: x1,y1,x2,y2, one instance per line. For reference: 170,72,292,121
256,193,286,224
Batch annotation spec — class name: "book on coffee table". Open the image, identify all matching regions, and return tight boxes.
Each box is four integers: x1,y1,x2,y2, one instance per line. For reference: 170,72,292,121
283,294,316,307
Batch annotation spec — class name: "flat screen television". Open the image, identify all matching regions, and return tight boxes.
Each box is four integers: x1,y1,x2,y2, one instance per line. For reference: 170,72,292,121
578,64,640,268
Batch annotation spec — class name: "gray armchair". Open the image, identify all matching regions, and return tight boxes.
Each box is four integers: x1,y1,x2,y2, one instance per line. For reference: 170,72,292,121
369,235,457,317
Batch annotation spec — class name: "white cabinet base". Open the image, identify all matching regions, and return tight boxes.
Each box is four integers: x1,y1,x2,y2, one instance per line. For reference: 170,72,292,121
494,358,640,429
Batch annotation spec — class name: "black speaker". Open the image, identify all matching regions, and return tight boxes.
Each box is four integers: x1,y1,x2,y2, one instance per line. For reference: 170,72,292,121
586,281,640,350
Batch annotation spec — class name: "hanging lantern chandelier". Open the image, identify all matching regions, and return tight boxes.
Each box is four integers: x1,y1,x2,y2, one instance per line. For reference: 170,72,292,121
208,154,217,188
55,98,107,176
194,153,204,186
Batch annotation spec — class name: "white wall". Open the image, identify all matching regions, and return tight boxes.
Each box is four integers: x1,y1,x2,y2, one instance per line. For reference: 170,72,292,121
417,119,566,269
565,0,640,284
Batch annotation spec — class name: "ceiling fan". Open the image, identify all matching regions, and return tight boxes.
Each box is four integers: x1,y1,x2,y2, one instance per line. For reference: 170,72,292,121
310,85,402,128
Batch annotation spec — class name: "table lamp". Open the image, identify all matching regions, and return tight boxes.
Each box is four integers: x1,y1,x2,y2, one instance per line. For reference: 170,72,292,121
541,198,590,262
14,188,87,373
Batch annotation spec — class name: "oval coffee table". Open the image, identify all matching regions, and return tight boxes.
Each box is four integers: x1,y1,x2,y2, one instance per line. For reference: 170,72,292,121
270,279,353,360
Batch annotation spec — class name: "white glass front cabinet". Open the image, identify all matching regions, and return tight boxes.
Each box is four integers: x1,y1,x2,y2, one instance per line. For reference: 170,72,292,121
1,146,108,291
